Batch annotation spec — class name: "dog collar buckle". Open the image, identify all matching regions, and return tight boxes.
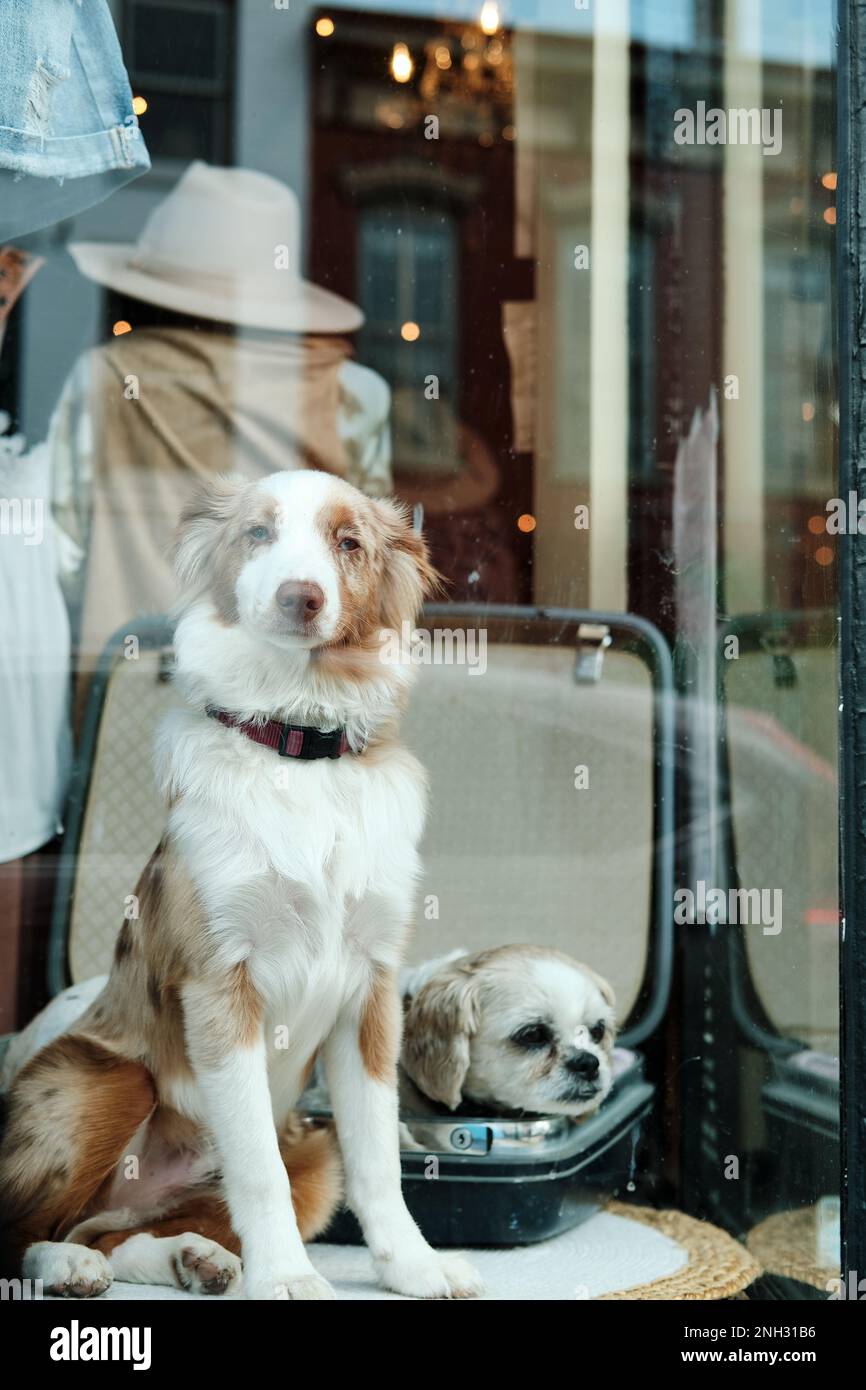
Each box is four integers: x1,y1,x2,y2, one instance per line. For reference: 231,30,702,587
279,722,348,760
206,706,351,759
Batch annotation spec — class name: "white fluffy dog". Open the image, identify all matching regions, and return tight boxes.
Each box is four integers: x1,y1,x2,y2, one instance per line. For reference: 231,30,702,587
400,947,617,1117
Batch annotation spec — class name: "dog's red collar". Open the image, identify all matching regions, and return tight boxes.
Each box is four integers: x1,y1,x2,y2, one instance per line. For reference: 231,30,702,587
206,706,352,760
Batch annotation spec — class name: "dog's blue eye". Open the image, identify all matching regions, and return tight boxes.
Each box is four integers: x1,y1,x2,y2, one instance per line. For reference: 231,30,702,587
338,536,361,552
590,1021,606,1044
511,1023,553,1049
248,525,270,541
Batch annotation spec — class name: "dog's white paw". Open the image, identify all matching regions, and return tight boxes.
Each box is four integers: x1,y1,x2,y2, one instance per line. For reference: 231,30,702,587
171,1235,242,1296
377,1250,485,1300
246,1269,336,1301
23,1241,113,1299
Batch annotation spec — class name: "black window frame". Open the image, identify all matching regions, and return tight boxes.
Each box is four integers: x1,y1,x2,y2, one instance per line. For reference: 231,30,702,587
837,0,866,1292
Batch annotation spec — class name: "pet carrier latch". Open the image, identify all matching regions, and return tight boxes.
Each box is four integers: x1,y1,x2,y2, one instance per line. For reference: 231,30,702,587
574,624,611,683
758,628,797,688
450,1124,492,1154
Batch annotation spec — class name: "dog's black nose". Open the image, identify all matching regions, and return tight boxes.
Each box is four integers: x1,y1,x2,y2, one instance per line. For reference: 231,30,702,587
565,1050,600,1080
275,581,325,619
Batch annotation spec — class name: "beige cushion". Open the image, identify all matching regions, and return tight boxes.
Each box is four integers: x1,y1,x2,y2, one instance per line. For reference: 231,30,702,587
69,649,183,983
403,645,652,1019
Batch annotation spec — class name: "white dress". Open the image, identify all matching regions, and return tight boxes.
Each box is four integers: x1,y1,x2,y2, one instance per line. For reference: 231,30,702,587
0,430,72,860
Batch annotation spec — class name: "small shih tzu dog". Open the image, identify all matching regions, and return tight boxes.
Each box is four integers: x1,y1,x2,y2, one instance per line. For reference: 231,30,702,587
400,947,617,1117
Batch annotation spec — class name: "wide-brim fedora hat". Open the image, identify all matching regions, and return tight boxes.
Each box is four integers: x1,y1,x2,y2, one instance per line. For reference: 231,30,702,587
69,161,363,333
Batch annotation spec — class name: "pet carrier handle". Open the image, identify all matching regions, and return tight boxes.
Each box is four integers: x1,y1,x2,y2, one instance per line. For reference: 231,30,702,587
574,623,612,683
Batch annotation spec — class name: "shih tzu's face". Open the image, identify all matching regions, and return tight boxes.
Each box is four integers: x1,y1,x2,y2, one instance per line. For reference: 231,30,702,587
400,947,617,1118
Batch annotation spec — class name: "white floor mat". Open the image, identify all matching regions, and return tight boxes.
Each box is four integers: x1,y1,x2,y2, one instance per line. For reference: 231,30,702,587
47,1211,688,1301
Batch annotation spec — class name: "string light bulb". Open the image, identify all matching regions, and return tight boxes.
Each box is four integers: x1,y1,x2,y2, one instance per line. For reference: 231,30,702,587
391,42,413,83
480,2,500,36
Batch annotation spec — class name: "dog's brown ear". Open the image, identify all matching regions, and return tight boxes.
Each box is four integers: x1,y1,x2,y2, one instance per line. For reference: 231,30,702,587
173,474,248,594
401,965,480,1110
373,498,443,634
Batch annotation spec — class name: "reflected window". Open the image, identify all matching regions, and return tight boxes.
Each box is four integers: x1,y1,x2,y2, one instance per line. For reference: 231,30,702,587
358,203,458,471
122,0,235,165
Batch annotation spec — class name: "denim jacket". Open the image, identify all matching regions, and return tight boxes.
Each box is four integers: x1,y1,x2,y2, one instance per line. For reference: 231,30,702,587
0,0,150,238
